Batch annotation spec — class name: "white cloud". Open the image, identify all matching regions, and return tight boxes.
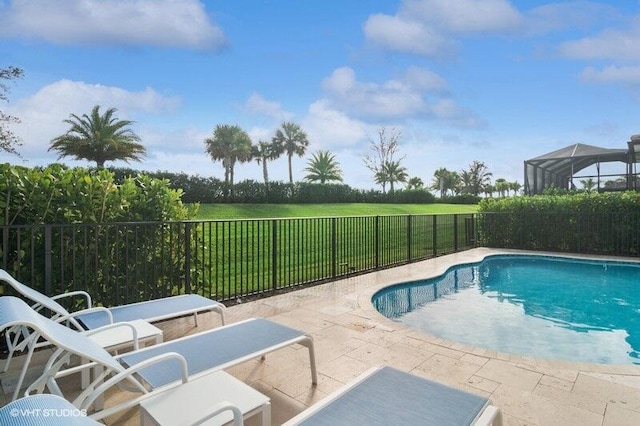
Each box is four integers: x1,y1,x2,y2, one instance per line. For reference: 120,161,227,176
322,67,427,118
302,99,369,149
559,21,640,60
320,66,481,127
0,0,226,50
8,79,181,162
431,99,486,129
363,14,452,57
401,0,522,33
364,0,521,56
579,66,640,85
243,93,294,121
523,2,620,35
403,66,449,93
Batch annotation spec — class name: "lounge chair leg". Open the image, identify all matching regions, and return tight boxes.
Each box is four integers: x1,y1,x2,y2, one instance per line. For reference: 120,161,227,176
261,401,272,426
299,336,318,385
11,341,36,401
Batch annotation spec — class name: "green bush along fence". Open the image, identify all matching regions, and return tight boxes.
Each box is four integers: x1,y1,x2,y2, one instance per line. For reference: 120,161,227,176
475,211,640,256
1,214,474,306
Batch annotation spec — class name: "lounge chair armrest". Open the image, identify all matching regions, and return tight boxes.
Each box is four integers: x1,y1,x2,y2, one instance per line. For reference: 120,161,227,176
78,352,190,412
83,322,140,351
51,290,93,309
191,401,244,426
57,307,114,328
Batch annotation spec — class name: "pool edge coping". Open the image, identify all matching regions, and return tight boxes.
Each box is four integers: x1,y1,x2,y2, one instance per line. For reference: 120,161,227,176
356,247,640,376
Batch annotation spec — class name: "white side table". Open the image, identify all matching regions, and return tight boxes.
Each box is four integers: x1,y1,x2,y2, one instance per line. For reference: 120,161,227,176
140,371,271,426
87,319,163,352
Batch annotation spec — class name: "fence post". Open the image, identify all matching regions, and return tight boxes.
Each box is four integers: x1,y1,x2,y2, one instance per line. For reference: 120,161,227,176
331,217,337,278
432,215,438,257
184,222,191,294
271,220,278,292
453,214,458,252
375,215,380,268
407,215,412,262
44,225,52,295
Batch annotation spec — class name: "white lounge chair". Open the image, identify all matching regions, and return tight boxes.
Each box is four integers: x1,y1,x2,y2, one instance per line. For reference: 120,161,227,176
283,366,502,426
0,296,316,421
0,268,226,377
0,268,226,330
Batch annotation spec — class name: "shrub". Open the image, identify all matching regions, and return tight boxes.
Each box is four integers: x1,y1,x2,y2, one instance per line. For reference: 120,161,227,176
386,189,436,204
477,192,640,255
0,163,198,304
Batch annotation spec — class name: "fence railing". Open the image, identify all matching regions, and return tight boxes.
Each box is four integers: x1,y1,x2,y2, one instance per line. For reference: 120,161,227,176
0,214,475,306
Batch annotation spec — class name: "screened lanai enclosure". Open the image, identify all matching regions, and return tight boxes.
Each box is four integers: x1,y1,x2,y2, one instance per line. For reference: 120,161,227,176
524,134,640,195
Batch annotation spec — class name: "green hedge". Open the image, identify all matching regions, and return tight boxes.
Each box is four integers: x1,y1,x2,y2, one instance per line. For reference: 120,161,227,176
1,163,196,225
476,192,640,255
108,167,446,204
0,163,198,305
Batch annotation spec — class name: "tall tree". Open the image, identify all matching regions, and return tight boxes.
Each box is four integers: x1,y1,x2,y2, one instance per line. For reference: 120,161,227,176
431,167,459,197
304,150,343,183
0,66,24,157
483,183,496,198
49,105,145,168
204,124,253,186
494,178,509,197
272,121,309,184
580,178,596,192
510,181,522,195
252,140,283,184
363,127,405,192
460,160,492,196
380,160,408,194
405,177,424,189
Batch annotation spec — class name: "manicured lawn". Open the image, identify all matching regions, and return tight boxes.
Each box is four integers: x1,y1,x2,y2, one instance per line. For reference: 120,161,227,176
196,203,478,219
188,203,477,300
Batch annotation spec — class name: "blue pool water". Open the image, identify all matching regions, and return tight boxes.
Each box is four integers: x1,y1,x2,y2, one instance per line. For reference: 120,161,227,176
372,255,640,364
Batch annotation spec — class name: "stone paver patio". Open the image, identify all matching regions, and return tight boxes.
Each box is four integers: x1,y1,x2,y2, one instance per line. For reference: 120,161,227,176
3,248,640,425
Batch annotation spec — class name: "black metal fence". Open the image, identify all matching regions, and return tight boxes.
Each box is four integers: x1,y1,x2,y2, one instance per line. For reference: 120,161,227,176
0,214,475,306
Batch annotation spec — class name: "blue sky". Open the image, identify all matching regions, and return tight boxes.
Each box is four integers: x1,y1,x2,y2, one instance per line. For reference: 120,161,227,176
1,0,639,189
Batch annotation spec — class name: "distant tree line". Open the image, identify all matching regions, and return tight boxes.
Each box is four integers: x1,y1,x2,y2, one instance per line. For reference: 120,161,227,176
0,68,522,200
108,167,482,204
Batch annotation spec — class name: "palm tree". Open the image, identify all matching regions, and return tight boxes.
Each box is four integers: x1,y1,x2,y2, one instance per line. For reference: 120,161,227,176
49,105,145,168
272,121,310,184
510,181,522,195
405,177,424,189
495,178,509,197
431,168,459,197
460,161,492,196
204,124,253,186
580,178,596,192
483,183,496,198
381,160,408,194
252,140,283,184
304,150,343,183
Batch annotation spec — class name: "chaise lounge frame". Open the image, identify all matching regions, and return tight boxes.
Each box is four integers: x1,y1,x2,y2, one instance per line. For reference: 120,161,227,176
0,296,316,421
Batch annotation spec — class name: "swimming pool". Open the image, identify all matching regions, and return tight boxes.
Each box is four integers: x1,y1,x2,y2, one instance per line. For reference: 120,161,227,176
372,255,640,365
